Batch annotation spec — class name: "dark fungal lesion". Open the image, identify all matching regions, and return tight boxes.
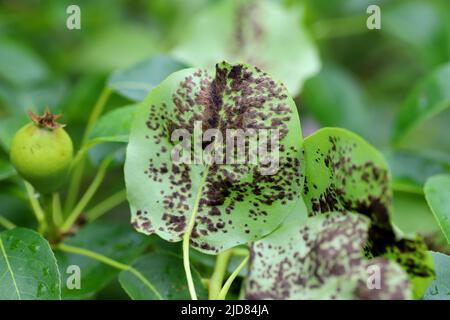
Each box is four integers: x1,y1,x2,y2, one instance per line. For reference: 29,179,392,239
132,62,303,252
303,132,434,283
246,213,411,300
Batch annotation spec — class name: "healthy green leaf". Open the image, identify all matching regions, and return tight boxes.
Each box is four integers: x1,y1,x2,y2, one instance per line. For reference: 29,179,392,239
0,158,15,181
0,114,30,152
392,191,443,238
0,38,49,87
246,201,411,299
108,55,187,102
0,228,61,300
385,149,450,194
392,63,450,144
87,105,139,165
73,25,160,73
172,0,320,96
423,251,450,300
125,62,304,254
383,1,449,66
302,64,370,138
302,128,435,299
90,105,138,144
55,221,150,299
424,174,450,245
119,252,207,300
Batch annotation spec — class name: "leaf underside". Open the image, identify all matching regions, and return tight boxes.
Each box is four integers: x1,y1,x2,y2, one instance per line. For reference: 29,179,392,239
125,61,304,254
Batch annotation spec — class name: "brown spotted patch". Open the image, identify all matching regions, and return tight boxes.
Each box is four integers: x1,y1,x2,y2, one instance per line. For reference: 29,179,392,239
302,128,434,296
245,205,412,300
125,62,303,253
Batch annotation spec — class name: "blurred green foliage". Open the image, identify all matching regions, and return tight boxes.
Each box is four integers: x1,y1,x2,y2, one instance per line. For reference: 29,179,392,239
0,0,449,299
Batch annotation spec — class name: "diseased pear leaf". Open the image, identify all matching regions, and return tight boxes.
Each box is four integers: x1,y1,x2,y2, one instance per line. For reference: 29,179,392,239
302,128,434,299
246,202,411,300
172,0,320,96
125,62,304,254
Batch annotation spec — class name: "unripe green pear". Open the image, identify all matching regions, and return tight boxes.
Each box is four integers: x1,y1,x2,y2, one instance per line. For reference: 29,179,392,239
10,109,73,194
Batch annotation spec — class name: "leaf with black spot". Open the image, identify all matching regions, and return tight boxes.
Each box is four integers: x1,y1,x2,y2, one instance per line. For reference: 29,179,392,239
245,200,412,300
302,128,435,298
125,62,304,254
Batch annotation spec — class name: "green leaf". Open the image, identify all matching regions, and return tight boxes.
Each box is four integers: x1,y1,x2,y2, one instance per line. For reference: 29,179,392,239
423,251,450,300
108,55,187,102
0,228,61,300
0,158,15,181
0,79,67,114
383,1,449,66
0,113,30,152
125,62,304,254
392,192,442,237
246,201,412,299
55,221,150,299
87,105,139,166
119,252,207,300
392,63,450,144
0,38,49,87
302,64,370,137
90,105,138,144
302,128,435,299
424,175,450,245
385,149,450,194
302,127,392,217
172,0,320,96
73,25,160,73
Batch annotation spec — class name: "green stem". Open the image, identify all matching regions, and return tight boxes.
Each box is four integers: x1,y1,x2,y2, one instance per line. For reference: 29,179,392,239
24,182,47,233
70,139,102,171
183,166,210,300
217,255,249,300
56,243,162,300
86,189,127,222
61,156,113,233
52,193,63,227
65,87,112,214
0,216,16,230
231,247,249,257
209,250,232,300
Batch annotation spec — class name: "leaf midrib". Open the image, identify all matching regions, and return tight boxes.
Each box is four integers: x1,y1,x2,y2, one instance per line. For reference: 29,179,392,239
0,236,21,299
